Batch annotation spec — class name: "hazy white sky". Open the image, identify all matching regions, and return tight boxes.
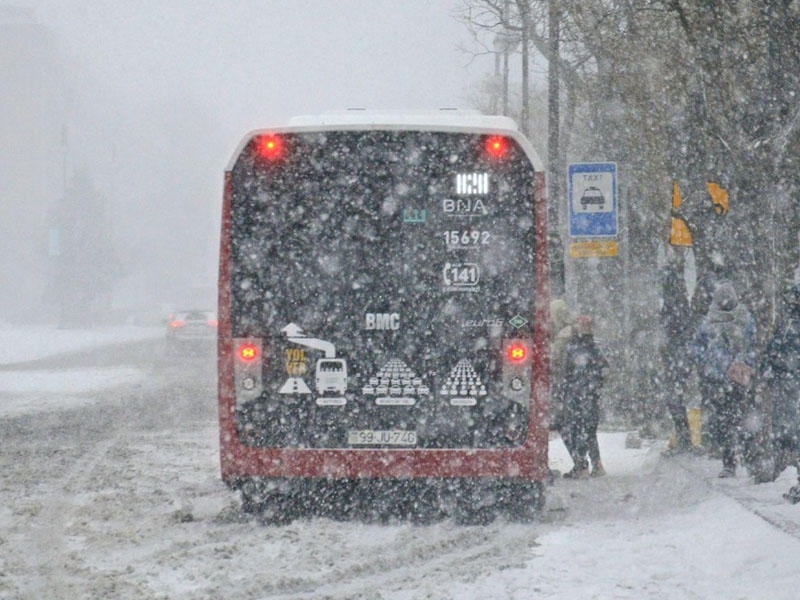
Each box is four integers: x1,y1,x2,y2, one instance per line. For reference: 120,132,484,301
15,1,494,308
29,0,490,137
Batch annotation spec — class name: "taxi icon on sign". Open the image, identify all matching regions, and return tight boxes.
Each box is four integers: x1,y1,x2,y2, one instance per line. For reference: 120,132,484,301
580,186,606,210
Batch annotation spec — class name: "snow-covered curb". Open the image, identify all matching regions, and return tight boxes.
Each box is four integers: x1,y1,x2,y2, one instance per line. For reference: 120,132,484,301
0,324,163,365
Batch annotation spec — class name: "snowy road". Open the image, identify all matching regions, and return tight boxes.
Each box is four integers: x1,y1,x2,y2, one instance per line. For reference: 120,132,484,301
1,330,799,599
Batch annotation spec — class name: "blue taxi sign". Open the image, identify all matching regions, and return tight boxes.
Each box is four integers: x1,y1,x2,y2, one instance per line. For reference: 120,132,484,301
568,162,618,238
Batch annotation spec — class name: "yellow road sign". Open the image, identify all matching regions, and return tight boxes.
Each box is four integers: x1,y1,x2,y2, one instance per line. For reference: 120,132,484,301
670,180,693,246
707,181,729,215
569,240,618,258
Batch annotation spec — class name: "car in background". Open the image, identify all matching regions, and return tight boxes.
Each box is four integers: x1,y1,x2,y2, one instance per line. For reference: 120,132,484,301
166,310,217,351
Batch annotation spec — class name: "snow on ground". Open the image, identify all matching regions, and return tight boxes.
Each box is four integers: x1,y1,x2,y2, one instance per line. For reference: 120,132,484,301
0,323,163,418
2,324,800,598
405,431,800,600
0,322,163,364
0,367,145,418
436,492,800,600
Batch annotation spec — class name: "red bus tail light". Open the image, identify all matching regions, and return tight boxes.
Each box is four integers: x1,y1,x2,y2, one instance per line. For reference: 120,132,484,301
255,134,286,161
233,338,263,403
503,339,532,398
484,135,509,160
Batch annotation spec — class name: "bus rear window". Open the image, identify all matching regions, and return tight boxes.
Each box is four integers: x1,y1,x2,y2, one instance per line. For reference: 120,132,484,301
228,129,537,449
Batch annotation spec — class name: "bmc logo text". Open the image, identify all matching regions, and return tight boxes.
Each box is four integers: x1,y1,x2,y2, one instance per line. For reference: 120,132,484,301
365,313,400,330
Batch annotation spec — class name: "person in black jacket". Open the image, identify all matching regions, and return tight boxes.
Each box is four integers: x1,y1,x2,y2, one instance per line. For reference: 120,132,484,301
761,284,800,502
660,265,694,456
562,315,609,478
690,280,757,478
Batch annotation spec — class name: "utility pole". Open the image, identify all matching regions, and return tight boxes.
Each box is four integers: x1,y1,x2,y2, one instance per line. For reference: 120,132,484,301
519,1,530,135
547,1,564,296
502,0,511,116
502,38,510,115
492,32,510,115
492,46,501,114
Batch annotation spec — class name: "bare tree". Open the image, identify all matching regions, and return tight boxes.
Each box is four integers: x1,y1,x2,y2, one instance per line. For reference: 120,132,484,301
456,0,800,428
46,169,122,327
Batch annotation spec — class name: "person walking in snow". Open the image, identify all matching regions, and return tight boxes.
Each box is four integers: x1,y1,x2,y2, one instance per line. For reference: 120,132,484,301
690,280,757,478
760,284,800,503
562,315,609,478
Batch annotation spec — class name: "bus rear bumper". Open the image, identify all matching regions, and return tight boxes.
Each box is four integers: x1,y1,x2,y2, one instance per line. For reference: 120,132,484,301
229,475,545,524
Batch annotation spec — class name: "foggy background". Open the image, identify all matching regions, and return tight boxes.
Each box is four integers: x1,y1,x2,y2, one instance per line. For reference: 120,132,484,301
2,1,493,325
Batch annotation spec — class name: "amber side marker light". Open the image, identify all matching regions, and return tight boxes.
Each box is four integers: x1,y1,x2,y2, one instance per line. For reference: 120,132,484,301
238,343,259,362
507,343,527,362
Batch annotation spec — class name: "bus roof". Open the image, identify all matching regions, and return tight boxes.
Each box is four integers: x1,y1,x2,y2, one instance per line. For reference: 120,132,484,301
287,109,515,130
227,110,544,171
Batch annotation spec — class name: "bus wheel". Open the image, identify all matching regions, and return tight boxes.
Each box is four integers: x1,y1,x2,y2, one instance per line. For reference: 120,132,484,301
239,478,263,514
454,501,496,526
408,482,444,525
310,480,356,520
369,481,403,523
505,481,545,522
257,494,295,526
239,479,295,525
453,488,496,526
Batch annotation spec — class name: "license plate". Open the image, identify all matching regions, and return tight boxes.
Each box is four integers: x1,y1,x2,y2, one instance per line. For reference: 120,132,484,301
347,430,417,446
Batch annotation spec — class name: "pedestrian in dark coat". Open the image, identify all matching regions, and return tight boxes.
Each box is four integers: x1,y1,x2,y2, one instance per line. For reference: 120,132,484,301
689,269,726,457
690,280,756,478
562,315,609,478
550,299,577,458
760,284,800,502
661,265,693,455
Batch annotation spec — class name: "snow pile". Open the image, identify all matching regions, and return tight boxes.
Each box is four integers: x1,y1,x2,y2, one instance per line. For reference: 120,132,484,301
0,324,163,418
0,323,162,364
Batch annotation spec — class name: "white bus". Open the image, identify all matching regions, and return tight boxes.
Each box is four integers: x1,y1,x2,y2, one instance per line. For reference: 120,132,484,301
218,110,550,523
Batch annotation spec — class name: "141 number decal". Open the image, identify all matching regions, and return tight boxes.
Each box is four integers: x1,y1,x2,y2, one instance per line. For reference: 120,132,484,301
443,262,480,288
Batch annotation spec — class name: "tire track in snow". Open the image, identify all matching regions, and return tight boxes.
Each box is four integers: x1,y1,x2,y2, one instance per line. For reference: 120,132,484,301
15,436,120,599
224,520,541,600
